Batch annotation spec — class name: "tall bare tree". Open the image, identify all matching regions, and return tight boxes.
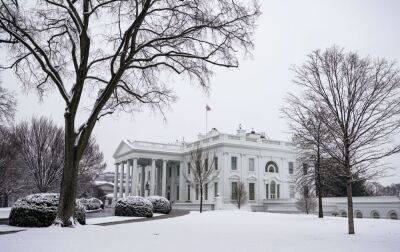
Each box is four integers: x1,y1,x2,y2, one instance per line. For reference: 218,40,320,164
0,126,24,207
184,147,218,213
0,0,260,226
233,181,247,209
282,103,328,218
13,116,106,195
292,46,400,234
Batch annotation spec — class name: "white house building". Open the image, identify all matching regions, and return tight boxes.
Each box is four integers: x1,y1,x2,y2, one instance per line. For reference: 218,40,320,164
112,127,298,210
112,127,400,219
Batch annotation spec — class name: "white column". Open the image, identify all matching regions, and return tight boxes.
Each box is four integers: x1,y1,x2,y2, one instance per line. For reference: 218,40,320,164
162,159,167,197
125,161,130,196
171,163,176,201
113,163,119,203
179,161,185,202
151,159,156,196
131,158,137,195
119,162,124,197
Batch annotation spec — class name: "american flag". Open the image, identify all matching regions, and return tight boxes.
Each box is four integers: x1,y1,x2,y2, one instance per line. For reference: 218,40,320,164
206,105,211,111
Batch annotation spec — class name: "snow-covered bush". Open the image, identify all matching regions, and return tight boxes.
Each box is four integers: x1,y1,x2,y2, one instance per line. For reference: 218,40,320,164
77,197,104,212
146,196,171,214
9,193,86,227
115,196,153,218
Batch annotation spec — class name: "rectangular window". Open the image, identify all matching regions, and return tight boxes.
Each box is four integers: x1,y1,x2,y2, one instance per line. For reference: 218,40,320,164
249,183,255,200
266,184,269,199
205,183,208,200
214,157,218,170
187,185,191,201
214,182,218,197
177,166,180,177
231,156,237,170
289,162,294,174
277,184,280,199
176,185,180,201
231,182,238,199
196,184,199,200
169,167,172,178
187,162,191,174
290,185,295,199
249,158,255,172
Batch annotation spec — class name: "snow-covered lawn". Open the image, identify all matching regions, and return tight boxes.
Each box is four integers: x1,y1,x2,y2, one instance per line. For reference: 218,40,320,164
0,210,399,252
86,213,163,225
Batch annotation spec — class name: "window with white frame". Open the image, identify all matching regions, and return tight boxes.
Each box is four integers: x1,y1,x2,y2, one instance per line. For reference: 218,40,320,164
187,185,191,201
249,183,255,200
266,183,269,199
289,185,295,198
231,156,237,170
205,183,208,200
214,182,218,197
231,181,238,199
214,157,218,170
288,162,294,174
249,158,255,172
277,184,280,199
265,161,278,173
270,181,276,199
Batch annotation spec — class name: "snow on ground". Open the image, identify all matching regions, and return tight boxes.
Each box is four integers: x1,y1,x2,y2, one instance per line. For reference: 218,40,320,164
86,213,163,225
0,208,11,218
0,210,399,252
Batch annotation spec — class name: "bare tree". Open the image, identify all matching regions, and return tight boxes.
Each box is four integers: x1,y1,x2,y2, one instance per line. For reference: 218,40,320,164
0,84,16,125
292,46,400,234
184,147,218,213
296,186,316,214
233,181,247,209
0,0,260,226
13,117,64,193
282,103,329,218
0,126,24,207
13,116,106,196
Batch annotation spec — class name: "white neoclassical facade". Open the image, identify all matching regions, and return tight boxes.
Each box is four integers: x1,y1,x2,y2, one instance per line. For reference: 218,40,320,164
112,128,298,209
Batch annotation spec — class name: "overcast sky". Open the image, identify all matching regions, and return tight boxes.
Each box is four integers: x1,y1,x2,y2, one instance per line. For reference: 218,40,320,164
1,0,400,185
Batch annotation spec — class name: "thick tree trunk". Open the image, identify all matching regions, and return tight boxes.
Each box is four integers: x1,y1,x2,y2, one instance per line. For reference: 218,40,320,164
345,148,355,235
200,187,203,213
55,113,79,227
316,146,323,218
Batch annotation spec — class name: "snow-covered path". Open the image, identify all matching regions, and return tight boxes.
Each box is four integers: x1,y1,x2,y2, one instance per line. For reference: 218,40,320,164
0,210,399,252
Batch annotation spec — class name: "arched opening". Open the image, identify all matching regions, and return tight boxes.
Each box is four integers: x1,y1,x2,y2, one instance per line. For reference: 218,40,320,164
355,211,363,218
371,211,380,219
270,181,276,199
388,211,398,220
265,161,278,173
340,211,347,217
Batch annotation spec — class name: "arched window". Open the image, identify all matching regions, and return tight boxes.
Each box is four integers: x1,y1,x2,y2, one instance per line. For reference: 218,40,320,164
340,211,347,217
388,211,398,220
371,211,380,219
270,181,276,199
355,211,363,218
265,161,278,173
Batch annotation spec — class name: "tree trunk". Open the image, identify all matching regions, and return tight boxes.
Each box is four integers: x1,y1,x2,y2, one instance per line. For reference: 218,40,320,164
345,147,355,235
55,113,79,227
200,187,203,213
346,172,355,234
316,145,323,218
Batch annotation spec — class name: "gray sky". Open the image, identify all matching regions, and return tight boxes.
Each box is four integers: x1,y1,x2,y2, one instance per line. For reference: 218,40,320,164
1,0,400,185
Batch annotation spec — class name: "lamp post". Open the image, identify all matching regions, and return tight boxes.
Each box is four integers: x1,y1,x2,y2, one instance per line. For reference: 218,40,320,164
145,181,150,196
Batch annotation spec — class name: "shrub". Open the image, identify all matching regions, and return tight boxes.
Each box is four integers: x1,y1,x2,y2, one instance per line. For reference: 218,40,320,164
146,196,172,214
115,196,153,218
9,193,86,227
77,197,104,212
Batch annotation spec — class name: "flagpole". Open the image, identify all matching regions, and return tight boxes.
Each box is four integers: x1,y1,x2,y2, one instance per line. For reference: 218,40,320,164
205,107,208,136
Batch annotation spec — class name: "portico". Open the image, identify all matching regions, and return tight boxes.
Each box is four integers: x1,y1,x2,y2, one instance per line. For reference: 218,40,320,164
112,140,185,204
